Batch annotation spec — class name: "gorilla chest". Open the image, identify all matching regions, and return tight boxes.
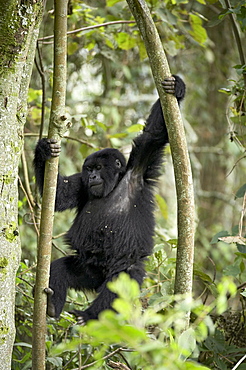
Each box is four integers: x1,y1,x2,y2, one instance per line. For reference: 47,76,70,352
72,195,131,242
65,175,154,265
66,199,132,268
66,186,151,251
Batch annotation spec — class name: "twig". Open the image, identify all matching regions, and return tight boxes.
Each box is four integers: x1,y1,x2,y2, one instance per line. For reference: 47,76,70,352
24,132,97,148
108,360,131,370
52,241,68,256
21,150,35,207
232,354,246,370
224,0,246,87
237,281,246,291
74,348,133,370
38,20,136,42
238,192,246,237
202,256,216,305
18,176,39,236
34,42,46,139
64,135,97,148
226,154,246,177
52,231,66,239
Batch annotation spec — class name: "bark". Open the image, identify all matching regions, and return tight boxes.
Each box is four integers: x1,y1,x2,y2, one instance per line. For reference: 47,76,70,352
0,1,44,369
126,0,195,329
32,1,68,369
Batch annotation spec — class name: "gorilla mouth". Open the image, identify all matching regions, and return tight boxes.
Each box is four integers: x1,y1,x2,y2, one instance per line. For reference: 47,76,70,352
89,181,103,188
89,182,104,196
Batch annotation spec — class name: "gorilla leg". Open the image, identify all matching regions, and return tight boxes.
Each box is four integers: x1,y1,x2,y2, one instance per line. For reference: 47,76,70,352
46,256,104,318
73,282,117,324
73,261,146,325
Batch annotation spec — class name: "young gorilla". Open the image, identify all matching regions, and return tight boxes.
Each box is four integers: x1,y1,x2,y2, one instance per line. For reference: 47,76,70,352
34,76,185,325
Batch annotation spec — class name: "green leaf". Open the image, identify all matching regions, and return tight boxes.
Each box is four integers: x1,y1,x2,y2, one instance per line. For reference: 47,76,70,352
211,230,230,244
108,133,127,139
217,278,237,313
28,88,42,103
106,0,123,5
234,252,246,258
233,63,246,75
108,272,140,299
237,244,246,253
46,357,63,367
13,352,31,364
230,115,246,125
115,32,137,50
189,14,207,45
14,342,32,348
67,42,79,55
112,298,133,317
167,238,178,246
178,327,196,360
138,38,148,60
223,264,241,277
218,88,231,95
95,120,107,131
126,123,144,133
193,269,213,283
155,194,168,220
218,9,232,21
105,38,114,49
85,40,96,51
235,183,246,198
185,364,211,370
207,17,224,28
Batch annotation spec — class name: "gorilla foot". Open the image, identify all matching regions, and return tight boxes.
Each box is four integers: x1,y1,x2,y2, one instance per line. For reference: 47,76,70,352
44,287,58,318
69,309,91,326
77,316,86,326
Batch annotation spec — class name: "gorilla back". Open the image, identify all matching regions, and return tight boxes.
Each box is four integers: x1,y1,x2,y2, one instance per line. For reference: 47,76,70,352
33,75,186,324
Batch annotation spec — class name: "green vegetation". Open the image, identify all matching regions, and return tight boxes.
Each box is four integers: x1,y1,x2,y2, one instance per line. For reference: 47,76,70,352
13,0,246,369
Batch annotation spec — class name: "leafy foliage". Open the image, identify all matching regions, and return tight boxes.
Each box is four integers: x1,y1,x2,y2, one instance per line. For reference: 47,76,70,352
15,0,246,369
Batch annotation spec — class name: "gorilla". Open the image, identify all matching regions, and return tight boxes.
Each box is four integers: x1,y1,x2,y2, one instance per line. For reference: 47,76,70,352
34,75,185,324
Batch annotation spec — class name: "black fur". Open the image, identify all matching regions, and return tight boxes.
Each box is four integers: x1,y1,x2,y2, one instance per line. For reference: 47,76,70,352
33,75,185,323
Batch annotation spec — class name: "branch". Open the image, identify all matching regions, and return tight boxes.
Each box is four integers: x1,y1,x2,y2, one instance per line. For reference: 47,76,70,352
34,42,46,139
18,176,39,236
224,0,246,88
21,150,35,208
38,20,136,42
108,361,131,370
126,0,195,330
76,348,132,370
32,1,68,369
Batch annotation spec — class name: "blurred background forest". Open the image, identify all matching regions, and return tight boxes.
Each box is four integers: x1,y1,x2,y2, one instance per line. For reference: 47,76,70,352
15,0,246,369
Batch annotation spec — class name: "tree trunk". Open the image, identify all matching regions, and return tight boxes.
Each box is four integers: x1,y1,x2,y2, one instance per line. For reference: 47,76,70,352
126,0,195,330
0,2,44,368
32,1,68,368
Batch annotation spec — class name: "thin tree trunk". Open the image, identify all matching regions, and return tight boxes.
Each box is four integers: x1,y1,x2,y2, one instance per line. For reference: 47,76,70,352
0,1,44,368
32,1,68,369
126,0,195,329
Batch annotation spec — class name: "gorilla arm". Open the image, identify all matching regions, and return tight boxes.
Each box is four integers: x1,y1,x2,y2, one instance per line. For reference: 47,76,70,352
34,138,87,212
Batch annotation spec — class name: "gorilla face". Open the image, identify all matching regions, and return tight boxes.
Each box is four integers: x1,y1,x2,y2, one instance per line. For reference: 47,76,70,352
82,148,126,198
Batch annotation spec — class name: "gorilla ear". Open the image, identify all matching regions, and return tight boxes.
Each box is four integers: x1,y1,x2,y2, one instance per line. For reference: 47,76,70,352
115,159,122,168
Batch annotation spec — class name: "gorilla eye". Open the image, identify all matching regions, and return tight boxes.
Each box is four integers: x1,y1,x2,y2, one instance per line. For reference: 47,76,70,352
115,159,121,168
86,166,92,172
96,165,101,170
